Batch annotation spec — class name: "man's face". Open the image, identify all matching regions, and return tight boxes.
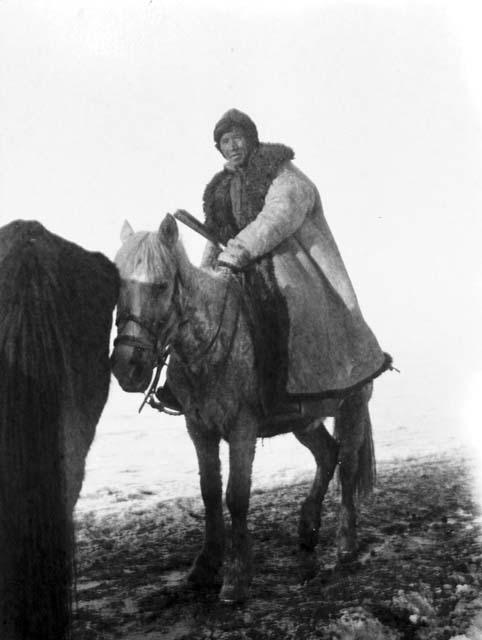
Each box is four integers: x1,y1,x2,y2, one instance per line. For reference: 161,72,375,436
219,128,249,167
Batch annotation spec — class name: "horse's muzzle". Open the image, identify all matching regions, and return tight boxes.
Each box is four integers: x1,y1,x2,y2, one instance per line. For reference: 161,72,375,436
110,343,154,393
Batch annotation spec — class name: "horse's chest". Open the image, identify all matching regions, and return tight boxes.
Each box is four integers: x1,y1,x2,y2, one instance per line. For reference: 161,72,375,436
198,392,240,436
170,364,237,432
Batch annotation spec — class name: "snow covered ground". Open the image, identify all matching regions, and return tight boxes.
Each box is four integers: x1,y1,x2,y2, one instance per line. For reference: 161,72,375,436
77,362,470,516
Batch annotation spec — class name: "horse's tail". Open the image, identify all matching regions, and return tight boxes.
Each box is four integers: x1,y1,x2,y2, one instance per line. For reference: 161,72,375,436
0,241,74,639
355,408,376,497
334,383,376,498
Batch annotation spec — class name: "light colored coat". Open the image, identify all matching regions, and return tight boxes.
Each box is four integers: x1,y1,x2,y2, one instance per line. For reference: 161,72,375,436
210,160,387,395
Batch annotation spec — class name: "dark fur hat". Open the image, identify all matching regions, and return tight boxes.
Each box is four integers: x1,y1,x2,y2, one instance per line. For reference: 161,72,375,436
213,108,259,150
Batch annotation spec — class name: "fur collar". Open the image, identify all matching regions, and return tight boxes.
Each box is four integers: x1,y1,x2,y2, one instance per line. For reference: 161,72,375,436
203,143,295,244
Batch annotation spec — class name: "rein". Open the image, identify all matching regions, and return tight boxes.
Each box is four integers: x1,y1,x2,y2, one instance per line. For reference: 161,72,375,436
114,311,178,414
139,346,174,414
149,276,235,415
176,276,232,366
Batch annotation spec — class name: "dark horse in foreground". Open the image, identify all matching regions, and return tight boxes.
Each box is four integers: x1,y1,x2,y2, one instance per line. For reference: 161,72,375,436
0,220,119,640
111,215,378,603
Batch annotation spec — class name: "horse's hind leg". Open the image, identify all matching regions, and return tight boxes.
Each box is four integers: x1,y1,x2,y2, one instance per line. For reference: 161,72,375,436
294,420,339,580
335,383,375,562
186,419,225,588
221,412,257,603
295,420,339,552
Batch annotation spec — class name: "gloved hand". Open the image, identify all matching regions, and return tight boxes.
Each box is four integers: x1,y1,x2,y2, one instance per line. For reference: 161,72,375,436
217,264,236,280
218,240,251,271
218,259,241,273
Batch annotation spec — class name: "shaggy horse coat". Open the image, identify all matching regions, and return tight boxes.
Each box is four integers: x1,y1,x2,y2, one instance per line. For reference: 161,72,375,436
0,220,119,640
112,215,381,604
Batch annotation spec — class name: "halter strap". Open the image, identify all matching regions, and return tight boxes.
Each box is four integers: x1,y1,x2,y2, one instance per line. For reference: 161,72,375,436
114,273,182,350
113,313,158,351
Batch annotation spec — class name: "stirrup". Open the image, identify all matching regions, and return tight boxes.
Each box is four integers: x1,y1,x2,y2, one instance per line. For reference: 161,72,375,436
148,397,183,415
151,385,183,415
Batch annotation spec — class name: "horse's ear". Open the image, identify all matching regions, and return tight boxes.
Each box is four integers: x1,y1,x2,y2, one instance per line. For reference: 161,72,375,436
159,214,179,248
120,220,135,243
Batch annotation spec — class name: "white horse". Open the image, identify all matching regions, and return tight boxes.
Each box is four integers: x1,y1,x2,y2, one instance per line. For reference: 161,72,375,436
111,214,376,603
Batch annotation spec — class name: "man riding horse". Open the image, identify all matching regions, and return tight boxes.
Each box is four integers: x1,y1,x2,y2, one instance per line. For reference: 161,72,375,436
158,108,390,415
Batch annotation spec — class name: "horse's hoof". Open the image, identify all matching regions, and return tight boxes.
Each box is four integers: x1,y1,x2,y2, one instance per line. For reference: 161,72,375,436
337,548,357,564
186,565,222,591
219,580,250,604
337,529,357,564
298,548,319,582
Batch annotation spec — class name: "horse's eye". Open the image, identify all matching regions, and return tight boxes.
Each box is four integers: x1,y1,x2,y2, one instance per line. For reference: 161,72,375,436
157,282,168,292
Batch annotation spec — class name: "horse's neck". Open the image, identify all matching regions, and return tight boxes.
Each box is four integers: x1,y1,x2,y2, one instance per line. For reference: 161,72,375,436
174,251,227,363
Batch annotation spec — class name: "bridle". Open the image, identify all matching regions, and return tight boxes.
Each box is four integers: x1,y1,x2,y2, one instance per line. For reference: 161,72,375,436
113,274,182,413
113,270,239,415
113,313,162,351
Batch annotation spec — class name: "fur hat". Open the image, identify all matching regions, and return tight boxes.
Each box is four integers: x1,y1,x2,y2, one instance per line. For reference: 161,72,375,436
213,109,259,150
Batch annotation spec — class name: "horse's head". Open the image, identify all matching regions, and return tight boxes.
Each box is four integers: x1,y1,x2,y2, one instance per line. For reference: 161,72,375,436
111,214,181,393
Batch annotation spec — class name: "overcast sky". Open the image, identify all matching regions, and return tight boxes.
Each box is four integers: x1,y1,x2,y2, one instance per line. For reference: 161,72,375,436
1,1,482,469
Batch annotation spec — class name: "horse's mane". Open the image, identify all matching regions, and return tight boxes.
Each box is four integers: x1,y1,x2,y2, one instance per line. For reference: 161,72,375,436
116,228,226,302
115,231,177,281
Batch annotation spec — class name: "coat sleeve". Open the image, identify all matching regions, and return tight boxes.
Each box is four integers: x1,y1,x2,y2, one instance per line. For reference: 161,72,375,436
217,165,316,270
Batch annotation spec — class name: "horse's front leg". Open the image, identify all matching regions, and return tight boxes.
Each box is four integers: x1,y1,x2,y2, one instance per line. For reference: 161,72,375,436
186,418,225,589
220,413,257,603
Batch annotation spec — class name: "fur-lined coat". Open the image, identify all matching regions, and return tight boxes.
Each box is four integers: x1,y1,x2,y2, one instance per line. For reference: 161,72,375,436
202,143,388,399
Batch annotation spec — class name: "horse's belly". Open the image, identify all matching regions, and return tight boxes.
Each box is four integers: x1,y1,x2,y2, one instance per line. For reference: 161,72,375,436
300,398,341,417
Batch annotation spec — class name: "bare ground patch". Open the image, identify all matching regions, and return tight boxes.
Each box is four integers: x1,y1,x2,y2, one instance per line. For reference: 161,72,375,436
73,452,482,639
